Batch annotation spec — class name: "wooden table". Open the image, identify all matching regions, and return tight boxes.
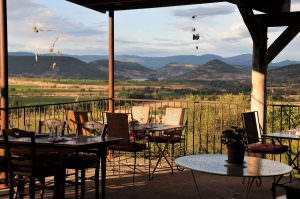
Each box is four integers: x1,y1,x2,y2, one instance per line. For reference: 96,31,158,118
0,135,121,199
176,154,292,199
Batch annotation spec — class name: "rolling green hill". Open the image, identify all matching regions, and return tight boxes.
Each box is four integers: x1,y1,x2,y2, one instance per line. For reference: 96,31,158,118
88,60,153,79
175,59,248,81
269,64,300,83
8,55,153,80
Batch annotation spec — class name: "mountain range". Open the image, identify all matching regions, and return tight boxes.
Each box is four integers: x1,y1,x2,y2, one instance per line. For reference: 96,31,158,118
7,52,300,83
8,52,300,70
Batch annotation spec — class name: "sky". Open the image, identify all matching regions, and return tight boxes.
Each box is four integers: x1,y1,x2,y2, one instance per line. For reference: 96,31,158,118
6,0,300,61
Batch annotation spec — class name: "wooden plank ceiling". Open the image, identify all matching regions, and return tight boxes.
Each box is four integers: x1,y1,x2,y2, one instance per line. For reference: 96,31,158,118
66,0,290,13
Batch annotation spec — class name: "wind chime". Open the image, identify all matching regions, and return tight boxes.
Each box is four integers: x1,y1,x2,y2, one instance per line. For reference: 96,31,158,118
32,24,62,71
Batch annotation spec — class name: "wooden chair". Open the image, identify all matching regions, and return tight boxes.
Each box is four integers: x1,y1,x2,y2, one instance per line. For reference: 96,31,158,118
67,110,93,136
66,123,107,199
3,128,59,199
131,106,150,124
242,111,288,158
0,155,8,196
106,112,151,182
130,106,151,141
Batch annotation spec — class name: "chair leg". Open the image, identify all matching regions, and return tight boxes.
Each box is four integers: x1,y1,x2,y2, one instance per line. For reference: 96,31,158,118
39,177,45,199
9,173,14,199
29,177,35,199
75,169,79,199
95,165,100,199
118,151,121,177
133,152,137,183
81,169,86,199
148,149,151,181
171,143,175,167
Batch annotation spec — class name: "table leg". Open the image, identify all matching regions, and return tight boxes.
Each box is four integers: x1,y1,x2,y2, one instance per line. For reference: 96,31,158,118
243,177,255,199
244,177,263,199
100,148,107,199
191,170,200,199
151,138,173,178
54,152,66,199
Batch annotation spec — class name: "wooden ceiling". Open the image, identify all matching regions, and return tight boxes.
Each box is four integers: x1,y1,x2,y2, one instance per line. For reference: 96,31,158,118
66,0,290,13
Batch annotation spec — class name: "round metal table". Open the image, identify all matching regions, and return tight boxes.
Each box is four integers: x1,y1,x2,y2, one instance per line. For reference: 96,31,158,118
176,154,292,199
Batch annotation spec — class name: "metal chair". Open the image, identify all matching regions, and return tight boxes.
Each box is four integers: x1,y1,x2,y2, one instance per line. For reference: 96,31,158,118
3,128,59,199
106,112,151,182
149,108,187,162
242,111,288,158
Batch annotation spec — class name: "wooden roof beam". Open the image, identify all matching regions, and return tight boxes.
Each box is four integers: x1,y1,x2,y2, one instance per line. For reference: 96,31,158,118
265,26,300,64
229,0,290,13
67,0,224,12
67,0,290,13
255,11,300,27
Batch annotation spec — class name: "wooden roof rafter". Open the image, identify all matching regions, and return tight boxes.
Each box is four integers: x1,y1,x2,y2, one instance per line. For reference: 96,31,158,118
66,0,290,13
255,11,300,27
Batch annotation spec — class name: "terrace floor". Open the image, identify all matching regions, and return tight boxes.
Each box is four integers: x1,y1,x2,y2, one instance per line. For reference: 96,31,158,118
0,157,288,199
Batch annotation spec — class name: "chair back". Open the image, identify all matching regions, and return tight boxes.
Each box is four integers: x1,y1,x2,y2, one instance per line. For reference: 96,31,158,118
67,111,91,135
106,113,130,141
242,111,261,144
82,122,107,137
3,129,36,176
38,119,65,136
165,108,185,126
131,106,150,124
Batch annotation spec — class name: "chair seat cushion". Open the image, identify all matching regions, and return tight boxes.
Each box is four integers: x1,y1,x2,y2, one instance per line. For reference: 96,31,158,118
66,152,99,169
248,143,288,154
149,136,182,143
129,131,147,141
109,143,147,152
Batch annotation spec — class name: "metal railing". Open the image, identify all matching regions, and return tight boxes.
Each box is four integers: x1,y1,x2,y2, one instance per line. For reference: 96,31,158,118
1,98,300,155
6,99,109,132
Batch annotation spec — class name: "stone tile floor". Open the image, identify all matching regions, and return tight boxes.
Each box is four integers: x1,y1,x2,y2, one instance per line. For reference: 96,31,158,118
0,157,289,199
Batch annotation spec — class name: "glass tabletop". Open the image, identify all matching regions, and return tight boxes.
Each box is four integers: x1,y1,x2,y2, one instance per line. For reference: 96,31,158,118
175,154,292,177
263,132,300,140
130,124,183,131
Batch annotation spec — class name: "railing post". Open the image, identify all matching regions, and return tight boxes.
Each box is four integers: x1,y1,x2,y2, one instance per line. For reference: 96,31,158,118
108,10,115,113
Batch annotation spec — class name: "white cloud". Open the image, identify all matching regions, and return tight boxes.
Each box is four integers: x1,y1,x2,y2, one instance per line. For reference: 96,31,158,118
291,0,300,11
173,5,235,19
218,24,250,42
7,0,106,54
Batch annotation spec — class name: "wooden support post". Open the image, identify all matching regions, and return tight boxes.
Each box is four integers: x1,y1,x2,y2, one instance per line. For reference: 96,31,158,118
251,26,268,134
239,6,268,133
0,0,8,131
0,0,8,185
108,10,114,113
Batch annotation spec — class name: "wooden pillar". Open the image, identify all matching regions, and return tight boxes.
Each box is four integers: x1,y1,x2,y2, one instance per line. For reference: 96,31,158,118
251,26,268,134
239,7,268,134
108,10,114,113
0,0,8,131
0,0,8,184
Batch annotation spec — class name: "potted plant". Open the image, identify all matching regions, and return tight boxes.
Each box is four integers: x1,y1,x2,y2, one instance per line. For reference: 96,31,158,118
221,127,247,165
